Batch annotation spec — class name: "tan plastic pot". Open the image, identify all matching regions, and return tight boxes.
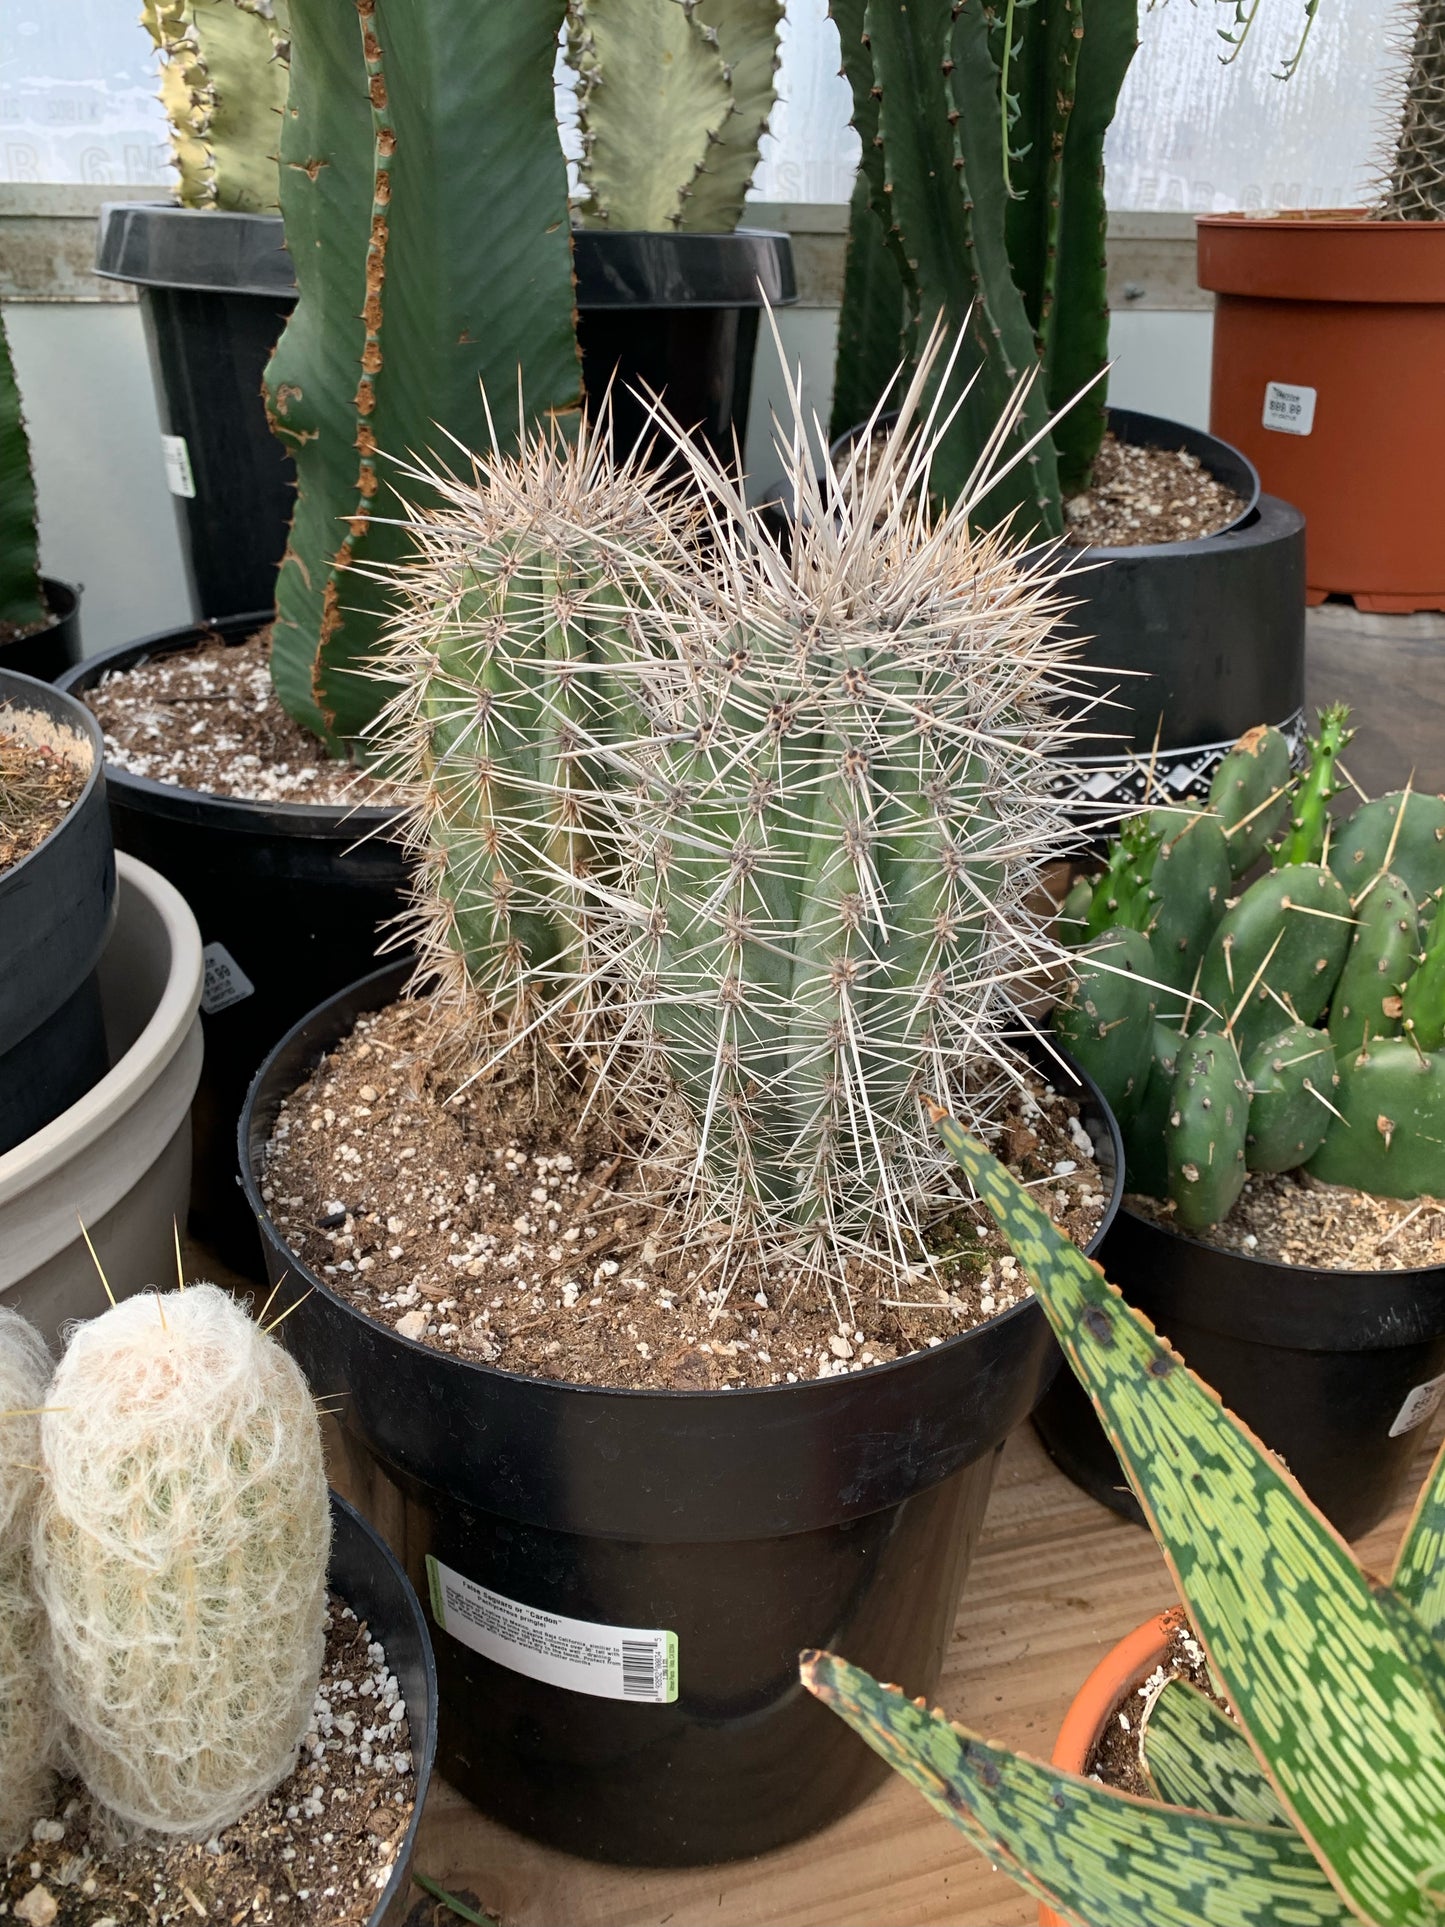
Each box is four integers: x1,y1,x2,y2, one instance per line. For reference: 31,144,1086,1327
0,851,203,1340
1198,212,1445,611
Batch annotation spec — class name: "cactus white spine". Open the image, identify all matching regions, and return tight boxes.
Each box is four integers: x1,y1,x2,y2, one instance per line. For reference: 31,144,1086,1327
33,1284,330,1838
0,1308,56,1853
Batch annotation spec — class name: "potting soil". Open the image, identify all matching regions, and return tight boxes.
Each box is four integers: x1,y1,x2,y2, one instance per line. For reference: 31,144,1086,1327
0,735,86,876
1127,1172,1445,1271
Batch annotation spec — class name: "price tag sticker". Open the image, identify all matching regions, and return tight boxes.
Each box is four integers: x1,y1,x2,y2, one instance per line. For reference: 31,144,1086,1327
201,942,255,1014
1262,382,1317,437
1390,1372,1445,1439
161,433,197,498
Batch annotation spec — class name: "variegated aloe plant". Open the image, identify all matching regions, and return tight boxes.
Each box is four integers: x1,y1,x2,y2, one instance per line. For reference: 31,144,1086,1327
802,1109,1445,1927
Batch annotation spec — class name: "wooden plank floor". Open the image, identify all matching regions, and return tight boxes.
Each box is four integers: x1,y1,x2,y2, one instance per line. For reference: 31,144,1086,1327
392,1416,1445,1927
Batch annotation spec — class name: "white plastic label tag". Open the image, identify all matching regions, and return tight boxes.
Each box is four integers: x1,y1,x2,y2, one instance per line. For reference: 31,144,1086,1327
1390,1372,1445,1440
1262,382,1317,436
425,1555,678,1704
201,942,255,1014
161,433,197,498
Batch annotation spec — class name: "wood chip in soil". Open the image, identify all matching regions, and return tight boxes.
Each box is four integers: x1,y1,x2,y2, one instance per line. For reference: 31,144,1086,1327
0,1596,415,1927
1085,1608,1230,1796
1128,1170,1445,1272
82,629,405,808
1063,435,1243,548
0,735,86,876
259,998,1110,1393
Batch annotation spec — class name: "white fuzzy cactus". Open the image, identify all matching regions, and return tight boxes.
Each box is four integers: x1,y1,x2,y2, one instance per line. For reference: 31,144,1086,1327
0,1307,56,1853
32,1284,330,1838
373,321,1093,1313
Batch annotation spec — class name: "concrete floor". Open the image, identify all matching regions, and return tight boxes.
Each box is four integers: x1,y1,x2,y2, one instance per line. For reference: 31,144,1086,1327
1306,603,1445,797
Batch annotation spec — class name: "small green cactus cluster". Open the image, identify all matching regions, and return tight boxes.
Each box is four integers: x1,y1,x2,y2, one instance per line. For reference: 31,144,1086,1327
0,1285,330,1844
144,0,290,213
802,1108,1445,1927
1058,706,1445,1226
372,326,1090,1295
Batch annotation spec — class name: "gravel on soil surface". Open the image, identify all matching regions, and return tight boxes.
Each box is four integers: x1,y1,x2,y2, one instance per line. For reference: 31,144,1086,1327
1085,1609,1228,1797
1063,435,1244,549
1128,1170,1445,1272
0,1597,415,1927
83,629,404,809
0,736,87,877
260,997,1111,1392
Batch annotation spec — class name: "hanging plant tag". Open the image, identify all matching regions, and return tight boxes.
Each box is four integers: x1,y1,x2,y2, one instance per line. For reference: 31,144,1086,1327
1390,1370,1445,1439
1262,382,1317,436
161,433,197,498
425,1555,678,1703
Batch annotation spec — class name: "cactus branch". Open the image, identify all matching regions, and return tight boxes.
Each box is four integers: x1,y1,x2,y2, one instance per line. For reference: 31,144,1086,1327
0,313,44,632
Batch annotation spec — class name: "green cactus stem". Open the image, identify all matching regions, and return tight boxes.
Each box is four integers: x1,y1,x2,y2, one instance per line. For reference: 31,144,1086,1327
264,0,582,752
143,0,290,212
1328,789,1445,908
1243,1021,1336,1174
1192,862,1353,1061
1166,1028,1249,1231
1273,704,1352,870
1054,928,1159,1126
1083,813,1162,939
1208,724,1292,878
1382,0,1445,220
1144,804,1232,1002
1400,901,1445,1053
1119,1016,1183,1197
1328,871,1417,1059
0,312,45,632
1307,1037,1445,1199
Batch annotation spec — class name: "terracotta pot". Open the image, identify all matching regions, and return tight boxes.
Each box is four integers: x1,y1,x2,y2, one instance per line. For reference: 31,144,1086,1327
1197,212,1445,612
1038,1609,1179,1927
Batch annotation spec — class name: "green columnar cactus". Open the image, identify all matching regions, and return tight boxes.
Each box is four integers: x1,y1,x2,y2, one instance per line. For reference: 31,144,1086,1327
803,1115,1445,1927
33,1284,330,1838
143,0,290,212
0,311,46,632
569,0,782,232
263,0,583,752
0,1309,55,1854
368,407,694,1038
1383,0,1445,219
827,0,1139,530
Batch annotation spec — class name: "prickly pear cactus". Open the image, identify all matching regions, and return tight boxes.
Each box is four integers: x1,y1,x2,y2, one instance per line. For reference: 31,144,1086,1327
1329,790,1445,906
1308,1038,1445,1199
143,0,290,212
1208,724,1292,878
1273,703,1352,869
1083,814,1163,940
1243,1021,1336,1174
1328,871,1417,1058
1166,1029,1249,1231
1401,901,1445,1052
1193,863,1353,1061
1145,805,1232,1000
1120,1018,1183,1197
1053,928,1159,1127
569,0,782,232
0,310,45,632
0,1309,56,1853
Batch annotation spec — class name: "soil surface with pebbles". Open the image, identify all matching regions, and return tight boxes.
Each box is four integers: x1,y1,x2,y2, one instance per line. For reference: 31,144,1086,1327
0,736,86,876
0,1598,415,1927
1085,1609,1228,1798
1128,1170,1445,1272
260,998,1110,1392
82,629,404,808
1063,435,1244,549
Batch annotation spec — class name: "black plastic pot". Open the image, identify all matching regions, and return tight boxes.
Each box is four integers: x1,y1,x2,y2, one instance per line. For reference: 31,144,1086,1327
0,579,84,683
240,963,1121,1867
0,669,115,1155
1033,1203,1445,1542
60,620,407,1273
328,1491,438,1927
95,205,795,620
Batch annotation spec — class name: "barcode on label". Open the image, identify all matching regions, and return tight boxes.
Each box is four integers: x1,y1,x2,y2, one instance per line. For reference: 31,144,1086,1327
201,942,256,1014
622,1640,661,1698
1262,381,1317,437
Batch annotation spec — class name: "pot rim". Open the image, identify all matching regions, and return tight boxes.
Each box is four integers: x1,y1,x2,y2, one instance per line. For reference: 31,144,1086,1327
1038,1609,1179,1927
238,961,1124,1407
60,623,404,832
1118,1196,1445,1286
0,664,107,884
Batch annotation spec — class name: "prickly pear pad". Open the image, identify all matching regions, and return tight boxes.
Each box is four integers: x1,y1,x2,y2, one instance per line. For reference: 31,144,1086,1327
33,1285,331,1837
0,1308,55,1853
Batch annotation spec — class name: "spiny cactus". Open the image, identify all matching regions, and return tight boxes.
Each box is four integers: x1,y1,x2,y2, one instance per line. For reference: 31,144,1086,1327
143,0,289,212
0,1309,56,1854
367,402,698,1043
376,322,1093,1300
1382,0,1445,219
33,1284,330,1837
803,1113,1445,1927
827,0,1140,531
0,310,45,632
1068,707,1445,1225
569,0,782,232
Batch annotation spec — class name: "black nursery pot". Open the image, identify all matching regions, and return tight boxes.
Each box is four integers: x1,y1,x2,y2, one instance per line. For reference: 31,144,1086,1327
95,205,795,622
328,1491,438,1927
0,579,84,683
241,964,1122,1867
1033,1203,1445,1542
0,669,114,1155
60,620,406,1273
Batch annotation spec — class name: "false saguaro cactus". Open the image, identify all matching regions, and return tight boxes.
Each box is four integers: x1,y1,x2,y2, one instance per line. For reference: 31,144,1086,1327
143,0,290,212
827,0,1139,532
1383,0,1445,218
568,0,782,231
0,311,45,632
804,1118,1445,1927
263,0,582,752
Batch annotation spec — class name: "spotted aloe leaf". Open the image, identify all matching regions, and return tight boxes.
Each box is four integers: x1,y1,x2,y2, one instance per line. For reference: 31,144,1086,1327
801,1651,1354,1927
927,1110,1445,1927
1391,1439,1445,1649
1140,1679,1287,1827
